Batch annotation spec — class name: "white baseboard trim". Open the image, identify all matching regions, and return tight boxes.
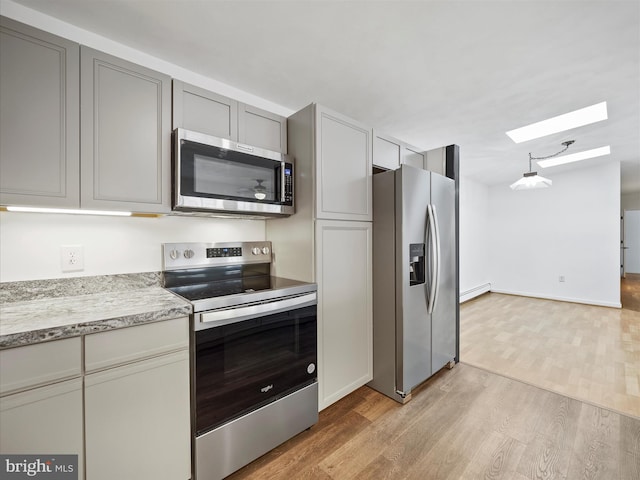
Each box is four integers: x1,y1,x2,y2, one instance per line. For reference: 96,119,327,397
490,288,622,309
460,283,491,303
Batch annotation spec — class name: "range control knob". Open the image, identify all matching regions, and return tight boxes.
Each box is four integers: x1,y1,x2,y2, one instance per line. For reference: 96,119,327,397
183,249,195,259
251,247,261,255
261,247,270,255
169,249,180,260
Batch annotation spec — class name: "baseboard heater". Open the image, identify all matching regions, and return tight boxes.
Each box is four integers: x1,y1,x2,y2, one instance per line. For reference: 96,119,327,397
460,283,491,303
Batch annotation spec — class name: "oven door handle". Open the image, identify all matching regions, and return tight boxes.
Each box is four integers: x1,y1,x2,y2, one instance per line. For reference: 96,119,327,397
199,293,317,327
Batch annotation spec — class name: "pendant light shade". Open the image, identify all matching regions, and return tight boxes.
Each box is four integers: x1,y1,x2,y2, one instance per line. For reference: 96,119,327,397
510,172,552,190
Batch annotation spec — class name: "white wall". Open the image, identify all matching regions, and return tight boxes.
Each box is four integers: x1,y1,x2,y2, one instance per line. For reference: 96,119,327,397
0,213,265,282
622,191,640,211
488,161,621,308
459,176,490,302
0,1,291,283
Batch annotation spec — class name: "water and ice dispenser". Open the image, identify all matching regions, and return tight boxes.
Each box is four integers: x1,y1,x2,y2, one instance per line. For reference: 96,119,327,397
409,243,425,286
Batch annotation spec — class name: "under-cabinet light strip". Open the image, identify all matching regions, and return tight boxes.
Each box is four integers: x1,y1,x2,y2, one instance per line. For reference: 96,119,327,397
4,206,133,216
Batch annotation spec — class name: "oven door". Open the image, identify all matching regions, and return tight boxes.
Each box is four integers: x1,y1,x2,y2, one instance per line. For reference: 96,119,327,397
194,294,317,436
174,128,294,217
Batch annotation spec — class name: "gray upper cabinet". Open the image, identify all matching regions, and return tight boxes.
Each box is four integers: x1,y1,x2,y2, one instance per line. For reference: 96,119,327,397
373,130,402,171
81,47,171,213
172,80,238,140
238,103,287,154
0,17,80,208
402,144,426,169
173,80,288,154
316,105,372,221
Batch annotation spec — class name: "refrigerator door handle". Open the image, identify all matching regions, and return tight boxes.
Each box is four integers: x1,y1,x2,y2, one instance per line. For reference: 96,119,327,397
427,204,439,314
431,204,441,313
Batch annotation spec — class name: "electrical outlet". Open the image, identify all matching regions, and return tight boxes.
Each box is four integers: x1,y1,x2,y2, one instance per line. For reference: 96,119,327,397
559,275,565,282
61,245,84,272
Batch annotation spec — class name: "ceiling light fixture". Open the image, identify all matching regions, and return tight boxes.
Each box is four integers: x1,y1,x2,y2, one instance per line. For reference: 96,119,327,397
510,140,574,190
506,102,607,143
537,145,611,168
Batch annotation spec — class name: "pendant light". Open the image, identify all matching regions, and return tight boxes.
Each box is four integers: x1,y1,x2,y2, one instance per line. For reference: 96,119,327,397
253,179,267,200
510,140,574,191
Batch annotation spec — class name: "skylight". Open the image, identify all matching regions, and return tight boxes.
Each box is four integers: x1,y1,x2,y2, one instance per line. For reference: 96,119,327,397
536,145,611,168
506,102,608,143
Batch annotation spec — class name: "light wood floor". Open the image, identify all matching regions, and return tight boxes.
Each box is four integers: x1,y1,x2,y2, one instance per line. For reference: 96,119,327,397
229,363,640,479
461,285,640,419
622,273,640,312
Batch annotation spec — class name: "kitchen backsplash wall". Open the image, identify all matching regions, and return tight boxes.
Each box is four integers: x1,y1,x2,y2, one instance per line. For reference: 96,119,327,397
0,212,265,282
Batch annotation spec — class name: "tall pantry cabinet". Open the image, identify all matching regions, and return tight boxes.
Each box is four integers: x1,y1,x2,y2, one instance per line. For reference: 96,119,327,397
267,104,373,410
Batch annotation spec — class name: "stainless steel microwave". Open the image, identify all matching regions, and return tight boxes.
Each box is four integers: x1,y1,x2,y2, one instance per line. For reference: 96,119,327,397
172,128,294,217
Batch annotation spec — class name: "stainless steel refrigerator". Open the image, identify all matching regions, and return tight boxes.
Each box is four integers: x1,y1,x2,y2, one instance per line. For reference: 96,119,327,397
368,164,457,403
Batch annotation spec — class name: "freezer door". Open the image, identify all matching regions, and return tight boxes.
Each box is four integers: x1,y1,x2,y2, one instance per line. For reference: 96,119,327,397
396,165,432,393
430,173,456,374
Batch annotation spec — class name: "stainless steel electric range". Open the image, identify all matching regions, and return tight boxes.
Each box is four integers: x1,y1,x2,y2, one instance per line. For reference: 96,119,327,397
162,241,318,480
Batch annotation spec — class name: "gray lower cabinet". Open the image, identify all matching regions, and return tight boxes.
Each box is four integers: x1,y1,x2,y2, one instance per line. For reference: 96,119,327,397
83,317,191,480
0,380,84,475
314,220,372,409
0,16,80,208
0,318,190,480
84,351,190,480
0,337,84,478
173,79,288,153
81,47,171,213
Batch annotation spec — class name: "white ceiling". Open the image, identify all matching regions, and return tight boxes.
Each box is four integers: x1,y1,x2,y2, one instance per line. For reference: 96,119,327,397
8,0,640,193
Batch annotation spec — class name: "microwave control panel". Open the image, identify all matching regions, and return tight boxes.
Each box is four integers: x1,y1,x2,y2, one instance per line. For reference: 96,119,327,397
283,163,294,205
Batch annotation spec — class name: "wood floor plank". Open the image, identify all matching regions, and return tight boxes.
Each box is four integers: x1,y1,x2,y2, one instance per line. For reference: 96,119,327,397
228,364,640,480
317,367,467,479
227,406,370,479
459,431,526,480
565,403,621,480
379,374,489,472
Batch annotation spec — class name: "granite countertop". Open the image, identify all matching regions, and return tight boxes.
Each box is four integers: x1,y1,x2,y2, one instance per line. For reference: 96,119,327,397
0,273,192,349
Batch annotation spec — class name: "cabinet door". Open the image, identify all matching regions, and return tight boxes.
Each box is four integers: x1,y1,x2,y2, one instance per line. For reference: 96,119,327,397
315,106,372,221
238,103,287,153
85,350,190,480
402,144,426,169
315,220,372,409
373,131,402,171
173,80,238,139
0,17,80,208
80,47,171,213
0,379,84,479
0,336,81,395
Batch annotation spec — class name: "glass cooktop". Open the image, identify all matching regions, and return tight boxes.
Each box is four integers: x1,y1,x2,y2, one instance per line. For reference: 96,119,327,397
165,274,316,313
